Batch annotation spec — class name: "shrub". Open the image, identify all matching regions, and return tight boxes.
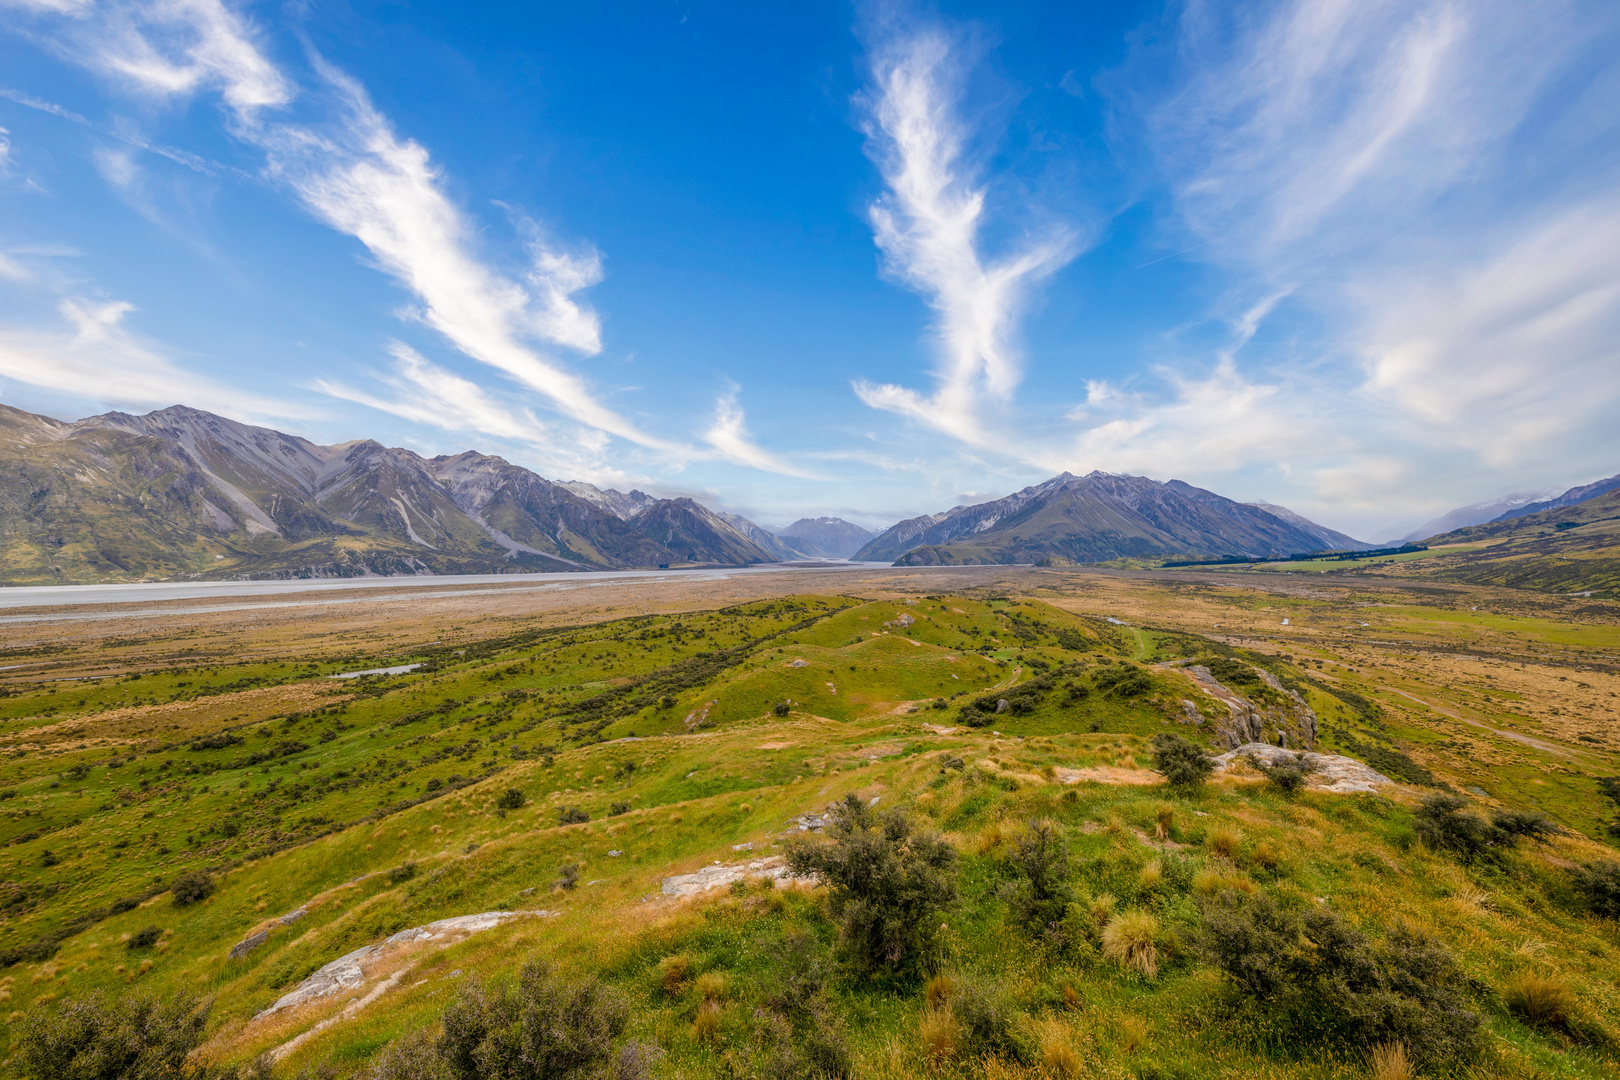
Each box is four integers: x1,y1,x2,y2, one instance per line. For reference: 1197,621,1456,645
737,1010,849,1079
379,958,651,1080
388,862,418,885
1490,808,1559,841
950,979,1030,1062
1003,818,1074,933
1196,889,1483,1069
772,702,791,717
1414,794,1497,861
424,778,444,793
558,807,590,825
783,793,957,978
609,802,631,816
1247,751,1317,794
1101,910,1160,978
1570,860,1620,918
495,788,525,811
1151,733,1215,791
15,992,214,1080
127,926,163,951
1503,972,1573,1029
170,871,214,906
556,864,580,890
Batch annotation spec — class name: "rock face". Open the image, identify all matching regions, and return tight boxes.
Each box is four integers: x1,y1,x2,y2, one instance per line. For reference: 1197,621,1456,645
1215,743,1394,794
253,910,554,1019
1174,664,1319,750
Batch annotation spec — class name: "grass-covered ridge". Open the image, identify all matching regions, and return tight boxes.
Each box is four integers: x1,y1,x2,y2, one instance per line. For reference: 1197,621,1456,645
1,591,1617,1078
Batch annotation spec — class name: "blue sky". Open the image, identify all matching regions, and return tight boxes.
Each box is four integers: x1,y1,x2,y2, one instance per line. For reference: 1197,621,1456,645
1,0,1617,540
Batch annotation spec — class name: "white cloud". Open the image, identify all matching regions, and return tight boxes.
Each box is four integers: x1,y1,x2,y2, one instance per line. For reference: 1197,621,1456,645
4,0,704,460
701,386,818,478
0,297,296,418
251,67,673,448
852,28,1077,445
60,0,291,120
1077,0,1620,531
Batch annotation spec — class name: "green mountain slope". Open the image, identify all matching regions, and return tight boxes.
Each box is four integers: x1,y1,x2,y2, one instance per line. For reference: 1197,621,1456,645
1384,489,1620,597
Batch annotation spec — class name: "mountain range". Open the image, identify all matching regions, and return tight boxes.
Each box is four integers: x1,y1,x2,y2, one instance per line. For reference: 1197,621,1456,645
852,471,1368,566
0,404,842,584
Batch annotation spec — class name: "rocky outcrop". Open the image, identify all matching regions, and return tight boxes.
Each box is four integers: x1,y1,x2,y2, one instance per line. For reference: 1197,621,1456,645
659,855,815,897
1175,664,1319,750
253,910,556,1019
1214,743,1393,793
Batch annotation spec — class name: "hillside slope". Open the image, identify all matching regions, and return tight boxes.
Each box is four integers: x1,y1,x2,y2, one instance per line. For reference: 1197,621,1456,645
1,591,1615,1079
1382,488,1620,596
855,472,1359,566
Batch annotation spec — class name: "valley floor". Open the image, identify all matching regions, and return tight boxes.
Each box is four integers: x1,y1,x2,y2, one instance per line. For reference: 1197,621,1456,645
0,567,1615,1078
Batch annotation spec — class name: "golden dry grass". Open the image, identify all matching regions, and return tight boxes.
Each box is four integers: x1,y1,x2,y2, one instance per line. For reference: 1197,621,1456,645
917,1005,960,1065
1101,910,1159,978
1367,1041,1412,1080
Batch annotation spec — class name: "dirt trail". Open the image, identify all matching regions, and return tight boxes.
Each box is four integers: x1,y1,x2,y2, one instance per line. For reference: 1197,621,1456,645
1385,687,1588,762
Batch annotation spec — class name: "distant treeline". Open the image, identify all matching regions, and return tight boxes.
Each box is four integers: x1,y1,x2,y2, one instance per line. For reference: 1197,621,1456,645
1161,544,1427,569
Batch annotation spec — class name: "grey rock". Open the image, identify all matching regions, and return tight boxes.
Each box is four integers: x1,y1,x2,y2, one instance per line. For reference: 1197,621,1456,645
228,930,269,960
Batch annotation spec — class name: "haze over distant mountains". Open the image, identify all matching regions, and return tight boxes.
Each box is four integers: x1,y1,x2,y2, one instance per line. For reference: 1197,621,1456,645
853,472,1369,566
31,403,1619,586
1392,471,1620,543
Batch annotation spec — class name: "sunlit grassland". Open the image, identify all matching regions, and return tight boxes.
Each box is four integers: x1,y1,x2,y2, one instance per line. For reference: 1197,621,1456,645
0,586,1616,1078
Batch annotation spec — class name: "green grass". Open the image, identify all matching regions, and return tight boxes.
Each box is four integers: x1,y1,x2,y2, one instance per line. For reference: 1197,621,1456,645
2,593,1618,1079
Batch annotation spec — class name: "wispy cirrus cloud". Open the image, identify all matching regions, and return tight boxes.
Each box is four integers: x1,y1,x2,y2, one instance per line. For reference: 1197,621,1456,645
1071,0,1620,528
702,386,820,478
851,26,1078,446
0,296,296,419
1,0,694,461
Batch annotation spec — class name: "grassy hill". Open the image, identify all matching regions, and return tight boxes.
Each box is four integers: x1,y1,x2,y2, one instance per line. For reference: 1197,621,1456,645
0,593,1616,1078
1370,490,1620,598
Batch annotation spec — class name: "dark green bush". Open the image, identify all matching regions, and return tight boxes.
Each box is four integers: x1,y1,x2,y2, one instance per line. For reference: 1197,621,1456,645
1414,795,1553,861
1001,818,1074,934
1197,890,1483,1069
1094,666,1152,697
170,871,214,906
1571,860,1620,919
1151,733,1215,791
127,926,163,950
772,702,791,716
559,807,590,825
388,862,418,885
1247,751,1316,795
15,992,228,1080
496,788,525,811
783,794,957,978
609,802,631,816
366,959,656,1080
1490,807,1559,841
950,979,1031,1062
